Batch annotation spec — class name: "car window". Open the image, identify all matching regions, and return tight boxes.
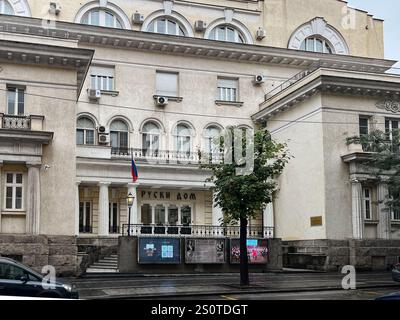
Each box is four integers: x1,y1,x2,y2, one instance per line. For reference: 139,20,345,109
0,263,25,280
27,272,41,282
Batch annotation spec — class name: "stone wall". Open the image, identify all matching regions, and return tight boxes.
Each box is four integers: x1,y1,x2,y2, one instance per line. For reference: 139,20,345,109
0,235,78,276
283,239,400,271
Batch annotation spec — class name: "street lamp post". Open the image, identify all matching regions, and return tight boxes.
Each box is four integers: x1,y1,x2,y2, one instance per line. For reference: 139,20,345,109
127,192,134,236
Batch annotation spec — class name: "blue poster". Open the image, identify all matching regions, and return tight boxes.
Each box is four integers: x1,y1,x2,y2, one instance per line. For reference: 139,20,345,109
138,237,181,264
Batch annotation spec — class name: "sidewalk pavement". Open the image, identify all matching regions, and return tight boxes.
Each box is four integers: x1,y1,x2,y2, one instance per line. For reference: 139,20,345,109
69,271,400,299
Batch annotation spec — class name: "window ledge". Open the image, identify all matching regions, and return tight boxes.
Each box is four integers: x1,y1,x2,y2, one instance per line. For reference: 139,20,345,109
100,90,119,97
215,100,244,107
1,211,26,216
364,219,379,225
153,95,183,102
391,220,400,225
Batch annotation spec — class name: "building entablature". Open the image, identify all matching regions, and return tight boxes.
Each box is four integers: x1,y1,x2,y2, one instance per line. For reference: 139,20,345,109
0,15,394,73
0,38,94,98
252,68,400,122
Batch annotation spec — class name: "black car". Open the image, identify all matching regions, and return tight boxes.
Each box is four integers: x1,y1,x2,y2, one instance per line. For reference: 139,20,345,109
0,257,78,299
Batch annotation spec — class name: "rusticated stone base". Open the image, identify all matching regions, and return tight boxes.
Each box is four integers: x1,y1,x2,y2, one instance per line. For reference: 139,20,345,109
0,234,78,276
283,239,400,271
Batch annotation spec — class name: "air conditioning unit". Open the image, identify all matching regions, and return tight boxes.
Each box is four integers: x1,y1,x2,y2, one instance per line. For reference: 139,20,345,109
155,96,168,107
98,133,110,144
98,126,108,134
132,12,145,25
49,2,61,15
256,28,266,41
253,74,265,85
88,89,101,101
194,20,207,32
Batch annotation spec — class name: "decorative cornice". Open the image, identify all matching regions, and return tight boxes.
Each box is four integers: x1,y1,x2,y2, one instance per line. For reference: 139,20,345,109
253,68,400,122
0,129,54,144
0,39,94,99
0,14,395,73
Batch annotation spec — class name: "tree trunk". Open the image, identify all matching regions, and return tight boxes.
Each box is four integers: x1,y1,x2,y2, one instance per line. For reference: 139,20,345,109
239,216,250,286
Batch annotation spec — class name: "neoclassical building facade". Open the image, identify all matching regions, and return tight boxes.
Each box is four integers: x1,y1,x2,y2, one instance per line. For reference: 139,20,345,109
0,0,399,272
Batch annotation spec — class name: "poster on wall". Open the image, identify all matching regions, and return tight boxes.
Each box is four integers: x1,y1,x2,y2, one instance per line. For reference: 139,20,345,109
230,239,269,264
138,237,181,264
185,238,226,264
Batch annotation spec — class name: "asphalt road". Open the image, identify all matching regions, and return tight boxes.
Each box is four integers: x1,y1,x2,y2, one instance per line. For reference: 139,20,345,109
70,271,400,300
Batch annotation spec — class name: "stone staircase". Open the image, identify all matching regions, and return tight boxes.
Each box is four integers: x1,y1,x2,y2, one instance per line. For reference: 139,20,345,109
86,254,119,273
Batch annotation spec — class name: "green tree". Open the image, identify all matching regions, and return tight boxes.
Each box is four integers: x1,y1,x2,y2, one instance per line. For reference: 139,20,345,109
347,128,400,215
201,127,290,286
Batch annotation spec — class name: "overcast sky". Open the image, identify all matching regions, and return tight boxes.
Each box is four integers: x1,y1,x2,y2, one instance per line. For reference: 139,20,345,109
346,0,400,72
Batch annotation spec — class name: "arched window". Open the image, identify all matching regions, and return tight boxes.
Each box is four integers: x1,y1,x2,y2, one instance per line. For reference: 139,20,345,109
142,121,161,156
110,120,129,153
0,0,13,14
77,117,95,145
300,37,333,54
204,126,222,155
147,17,186,36
81,9,123,28
174,123,192,154
209,25,245,43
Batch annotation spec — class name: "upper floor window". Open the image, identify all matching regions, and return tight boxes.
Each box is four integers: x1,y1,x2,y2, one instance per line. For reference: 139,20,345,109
217,78,238,102
156,71,179,97
110,120,129,152
7,87,24,116
81,9,122,28
204,125,222,155
5,173,23,210
209,25,245,44
147,17,186,36
300,37,333,54
0,0,13,15
385,119,399,141
142,121,161,155
174,123,192,154
77,117,95,145
90,66,115,91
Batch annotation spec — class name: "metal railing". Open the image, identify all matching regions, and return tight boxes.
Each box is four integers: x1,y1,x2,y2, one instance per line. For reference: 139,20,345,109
1,114,31,130
265,63,321,100
111,148,224,165
122,224,275,238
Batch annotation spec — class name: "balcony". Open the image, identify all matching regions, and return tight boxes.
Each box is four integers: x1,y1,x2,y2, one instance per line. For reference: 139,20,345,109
111,148,224,165
122,224,274,239
0,114,44,131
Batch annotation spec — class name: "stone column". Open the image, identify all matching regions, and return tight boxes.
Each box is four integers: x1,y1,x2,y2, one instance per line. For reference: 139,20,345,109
98,182,110,236
178,206,182,225
75,181,81,236
127,183,139,225
26,163,41,235
212,193,223,226
377,183,391,239
0,161,2,233
351,181,364,239
263,202,275,238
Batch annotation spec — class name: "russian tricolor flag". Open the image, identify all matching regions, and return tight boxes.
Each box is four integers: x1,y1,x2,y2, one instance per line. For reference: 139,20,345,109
131,155,138,182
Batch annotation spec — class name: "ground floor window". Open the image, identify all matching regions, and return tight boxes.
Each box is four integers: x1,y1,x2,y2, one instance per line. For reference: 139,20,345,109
392,208,400,221
362,188,372,220
140,203,193,225
109,202,119,233
5,173,23,210
79,202,92,233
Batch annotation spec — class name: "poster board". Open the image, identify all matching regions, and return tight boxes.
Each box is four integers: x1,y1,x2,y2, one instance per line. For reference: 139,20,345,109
230,239,269,264
138,237,181,264
185,238,226,264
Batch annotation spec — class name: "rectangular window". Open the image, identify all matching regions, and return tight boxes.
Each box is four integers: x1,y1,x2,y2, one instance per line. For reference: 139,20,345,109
141,204,152,225
7,87,25,116
385,119,399,141
156,71,178,97
109,203,119,233
79,202,92,233
4,173,24,210
362,188,372,220
90,66,115,91
359,116,369,136
155,204,166,225
217,78,238,102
